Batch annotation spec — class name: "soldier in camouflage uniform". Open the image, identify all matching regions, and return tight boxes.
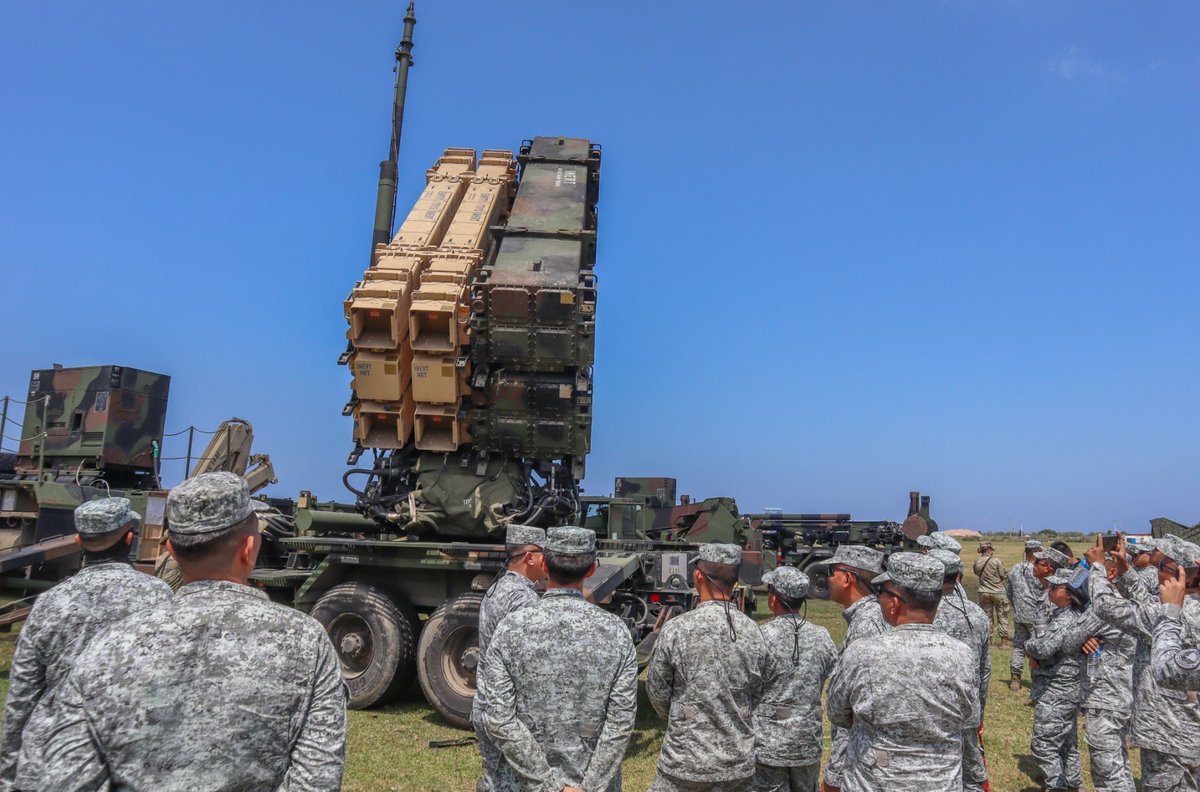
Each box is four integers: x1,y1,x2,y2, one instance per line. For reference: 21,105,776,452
1151,565,1200,691
1130,538,1161,597
37,472,347,791
815,545,887,792
1025,569,1092,792
479,527,637,792
1006,540,1044,691
472,525,545,792
647,543,778,791
928,549,991,792
752,567,837,792
826,552,979,792
0,498,171,792
1087,535,1200,791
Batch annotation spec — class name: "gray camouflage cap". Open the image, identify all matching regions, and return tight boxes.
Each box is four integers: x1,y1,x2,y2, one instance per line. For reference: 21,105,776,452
1024,539,1043,550
505,525,546,548
763,566,810,600
1162,536,1200,568
1034,547,1071,570
811,544,884,576
916,532,962,554
872,551,944,593
698,543,742,566
545,526,595,555
929,548,962,576
1046,569,1074,587
166,472,253,536
75,497,140,537
1131,537,1157,555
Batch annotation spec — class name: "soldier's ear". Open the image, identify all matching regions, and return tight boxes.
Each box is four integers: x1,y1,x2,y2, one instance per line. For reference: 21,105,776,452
583,561,598,580
165,538,179,561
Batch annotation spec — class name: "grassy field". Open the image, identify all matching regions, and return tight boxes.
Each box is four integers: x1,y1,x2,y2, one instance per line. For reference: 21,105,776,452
0,538,1139,790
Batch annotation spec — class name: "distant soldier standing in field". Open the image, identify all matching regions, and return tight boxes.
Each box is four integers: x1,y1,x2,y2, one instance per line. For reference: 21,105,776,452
479,527,637,792
826,552,980,792
929,549,992,792
472,525,546,792
36,472,347,791
1006,540,1044,691
752,567,837,792
646,543,778,791
973,541,1012,647
0,497,171,791
816,545,887,792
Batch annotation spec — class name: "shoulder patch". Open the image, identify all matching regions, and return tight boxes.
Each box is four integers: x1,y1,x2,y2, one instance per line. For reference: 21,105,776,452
1177,648,1200,671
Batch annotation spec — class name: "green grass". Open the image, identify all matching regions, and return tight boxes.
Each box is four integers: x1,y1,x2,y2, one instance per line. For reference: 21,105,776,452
0,539,1140,790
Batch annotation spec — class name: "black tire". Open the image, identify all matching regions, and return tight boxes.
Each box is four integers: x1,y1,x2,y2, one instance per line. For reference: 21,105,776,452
311,582,418,709
417,592,483,730
806,564,831,600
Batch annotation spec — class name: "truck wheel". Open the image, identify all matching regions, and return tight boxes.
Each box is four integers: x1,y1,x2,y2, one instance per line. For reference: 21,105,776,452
417,592,483,730
806,566,831,600
311,582,417,709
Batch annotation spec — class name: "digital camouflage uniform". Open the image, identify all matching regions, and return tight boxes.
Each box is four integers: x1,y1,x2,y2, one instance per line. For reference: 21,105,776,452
1090,553,1200,792
1024,573,1093,791
36,472,347,791
0,498,170,792
826,552,980,792
752,568,837,792
647,543,777,791
1006,552,1044,681
929,550,991,792
1079,606,1137,792
478,528,637,792
473,526,544,792
819,546,888,791
1152,602,1200,691
972,549,1012,642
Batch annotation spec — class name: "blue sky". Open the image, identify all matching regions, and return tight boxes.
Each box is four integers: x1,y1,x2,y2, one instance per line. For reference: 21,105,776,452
2,2,1197,533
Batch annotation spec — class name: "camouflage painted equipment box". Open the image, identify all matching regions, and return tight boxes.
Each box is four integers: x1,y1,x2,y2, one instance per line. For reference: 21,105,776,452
17,365,169,481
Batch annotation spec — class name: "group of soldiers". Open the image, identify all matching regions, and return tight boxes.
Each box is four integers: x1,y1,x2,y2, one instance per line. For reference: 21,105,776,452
3,476,1200,792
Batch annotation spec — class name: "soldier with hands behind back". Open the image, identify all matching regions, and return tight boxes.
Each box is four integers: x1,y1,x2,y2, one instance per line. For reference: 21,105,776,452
825,552,979,792
1006,540,1044,692
36,472,347,792
0,497,171,792
647,543,777,791
473,525,546,792
479,527,637,792
752,567,837,792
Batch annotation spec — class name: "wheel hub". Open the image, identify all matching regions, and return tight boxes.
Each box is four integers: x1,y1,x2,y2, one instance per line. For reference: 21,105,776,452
461,646,480,672
341,633,366,658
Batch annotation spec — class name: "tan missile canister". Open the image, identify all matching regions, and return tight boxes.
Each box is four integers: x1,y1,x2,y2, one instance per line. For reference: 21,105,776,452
349,347,414,402
411,354,464,404
353,398,416,449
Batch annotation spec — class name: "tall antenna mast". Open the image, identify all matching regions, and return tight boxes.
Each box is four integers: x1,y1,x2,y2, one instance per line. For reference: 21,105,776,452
369,2,416,262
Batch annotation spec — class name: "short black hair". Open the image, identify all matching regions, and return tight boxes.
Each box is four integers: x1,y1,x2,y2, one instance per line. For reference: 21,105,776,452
505,543,541,564
543,549,595,583
697,560,738,588
942,572,959,585
1051,541,1075,560
81,530,135,562
899,584,942,613
769,587,806,611
168,513,258,563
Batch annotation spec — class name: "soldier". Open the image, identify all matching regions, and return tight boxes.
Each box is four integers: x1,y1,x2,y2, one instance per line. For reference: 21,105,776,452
1151,566,1200,691
1087,534,1200,791
479,527,637,792
815,545,887,792
826,552,979,792
1025,569,1092,792
972,541,1012,648
473,525,546,792
917,531,963,555
646,543,776,791
36,472,347,791
0,497,171,792
928,549,991,792
752,567,837,792
1130,538,1160,597
1006,539,1044,691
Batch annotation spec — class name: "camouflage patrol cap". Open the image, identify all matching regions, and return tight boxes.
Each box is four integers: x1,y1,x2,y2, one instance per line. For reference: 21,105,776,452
1162,536,1200,569
1130,537,1157,555
1024,539,1043,550
916,532,962,554
544,526,595,555
871,552,944,593
505,525,546,548
698,543,742,566
763,566,810,600
1034,547,1072,570
75,497,139,536
929,548,962,576
812,544,884,577
1046,569,1074,587
250,499,272,514
166,472,253,536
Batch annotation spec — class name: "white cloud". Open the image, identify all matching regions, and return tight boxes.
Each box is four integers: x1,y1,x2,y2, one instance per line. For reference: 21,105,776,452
1049,46,1107,81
